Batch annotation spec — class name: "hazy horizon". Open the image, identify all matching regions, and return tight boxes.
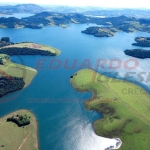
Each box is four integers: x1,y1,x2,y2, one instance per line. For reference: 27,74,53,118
0,0,150,9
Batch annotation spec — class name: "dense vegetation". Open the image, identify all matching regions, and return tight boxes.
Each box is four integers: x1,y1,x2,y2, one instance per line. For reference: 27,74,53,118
7,114,30,127
0,47,56,56
0,17,42,29
124,37,150,58
23,12,90,25
1,37,10,43
82,27,118,37
1,12,150,33
0,76,25,97
0,40,59,98
0,37,12,48
124,49,150,59
132,37,150,47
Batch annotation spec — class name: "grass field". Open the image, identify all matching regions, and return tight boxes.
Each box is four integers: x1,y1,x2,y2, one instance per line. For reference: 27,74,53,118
0,110,38,150
3,42,61,56
70,69,150,150
0,54,37,87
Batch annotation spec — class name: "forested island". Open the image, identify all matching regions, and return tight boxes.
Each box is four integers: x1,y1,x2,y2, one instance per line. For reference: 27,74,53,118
81,27,119,37
124,49,150,59
132,37,150,47
124,37,150,59
70,69,150,149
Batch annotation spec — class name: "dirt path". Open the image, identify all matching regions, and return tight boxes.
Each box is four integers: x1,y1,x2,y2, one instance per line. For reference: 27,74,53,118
18,132,30,150
103,82,150,124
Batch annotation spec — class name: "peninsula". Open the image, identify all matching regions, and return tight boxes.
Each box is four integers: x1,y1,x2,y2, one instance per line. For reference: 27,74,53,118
70,69,150,149
0,54,37,97
0,37,61,98
0,110,38,149
0,37,60,56
0,42,60,56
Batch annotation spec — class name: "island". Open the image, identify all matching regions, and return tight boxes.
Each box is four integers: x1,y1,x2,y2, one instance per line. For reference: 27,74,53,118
0,37,61,98
70,69,150,149
124,49,150,59
81,16,150,37
81,27,119,37
0,110,38,149
132,37,150,47
1,11,150,33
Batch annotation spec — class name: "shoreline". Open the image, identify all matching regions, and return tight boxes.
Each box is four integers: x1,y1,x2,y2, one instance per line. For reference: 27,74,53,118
69,77,123,150
23,69,38,89
28,109,39,150
90,117,122,150
70,68,150,149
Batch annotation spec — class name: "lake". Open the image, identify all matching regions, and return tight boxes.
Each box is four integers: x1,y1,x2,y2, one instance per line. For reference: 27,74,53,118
0,23,150,150
0,13,34,19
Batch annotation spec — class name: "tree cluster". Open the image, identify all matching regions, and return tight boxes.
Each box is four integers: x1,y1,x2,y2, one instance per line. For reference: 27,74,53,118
124,49,150,59
0,47,56,56
0,76,25,97
7,114,30,127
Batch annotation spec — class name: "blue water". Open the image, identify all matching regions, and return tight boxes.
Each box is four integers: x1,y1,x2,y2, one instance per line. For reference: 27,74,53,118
0,24,150,150
0,13,34,19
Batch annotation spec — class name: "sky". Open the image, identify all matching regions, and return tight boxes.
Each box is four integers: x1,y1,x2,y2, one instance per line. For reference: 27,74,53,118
1,0,150,8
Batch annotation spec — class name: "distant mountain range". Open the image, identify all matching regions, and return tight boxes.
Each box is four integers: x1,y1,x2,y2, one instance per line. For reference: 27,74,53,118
43,5,150,18
0,4,150,19
0,4,45,14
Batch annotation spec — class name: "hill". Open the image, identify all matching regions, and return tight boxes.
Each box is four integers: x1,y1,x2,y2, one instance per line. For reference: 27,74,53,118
0,3,44,14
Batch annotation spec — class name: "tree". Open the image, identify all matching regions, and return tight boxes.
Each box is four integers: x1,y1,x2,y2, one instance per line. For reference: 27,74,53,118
0,57,3,65
1,37,10,43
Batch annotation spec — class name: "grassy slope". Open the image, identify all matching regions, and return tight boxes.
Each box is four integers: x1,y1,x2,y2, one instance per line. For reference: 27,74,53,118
0,54,37,87
70,69,150,150
0,110,38,150
2,42,61,56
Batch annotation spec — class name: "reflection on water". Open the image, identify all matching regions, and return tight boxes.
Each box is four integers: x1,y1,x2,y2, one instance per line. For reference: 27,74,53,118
0,23,150,149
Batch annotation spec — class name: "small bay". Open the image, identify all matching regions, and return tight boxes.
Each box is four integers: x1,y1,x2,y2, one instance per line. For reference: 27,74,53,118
0,23,150,150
